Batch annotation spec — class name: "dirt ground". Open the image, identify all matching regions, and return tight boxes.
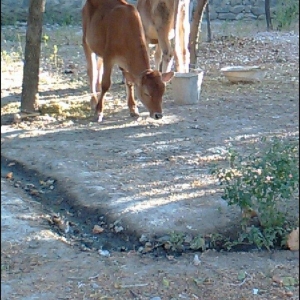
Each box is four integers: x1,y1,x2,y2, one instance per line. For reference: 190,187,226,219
1,20,299,299
2,178,299,300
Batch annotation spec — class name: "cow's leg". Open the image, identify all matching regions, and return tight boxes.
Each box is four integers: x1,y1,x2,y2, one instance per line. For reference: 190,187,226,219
153,1,175,73
154,44,162,71
157,36,174,73
90,56,103,110
95,61,112,122
82,39,100,110
174,0,190,72
96,56,103,91
122,71,139,117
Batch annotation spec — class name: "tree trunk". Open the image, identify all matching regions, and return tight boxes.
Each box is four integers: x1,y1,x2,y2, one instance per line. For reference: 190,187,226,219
189,0,208,68
265,0,273,31
21,0,45,113
205,2,212,42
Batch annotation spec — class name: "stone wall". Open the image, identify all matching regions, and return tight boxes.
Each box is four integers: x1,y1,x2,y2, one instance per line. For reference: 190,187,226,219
0,0,287,25
207,0,278,21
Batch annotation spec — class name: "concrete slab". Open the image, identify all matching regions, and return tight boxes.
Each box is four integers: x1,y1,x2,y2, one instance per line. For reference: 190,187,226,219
1,109,243,241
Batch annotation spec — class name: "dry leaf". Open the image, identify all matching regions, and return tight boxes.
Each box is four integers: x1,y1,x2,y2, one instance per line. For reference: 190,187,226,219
272,275,283,285
5,172,13,179
92,225,104,234
242,208,258,219
287,227,299,251
285,291,294,297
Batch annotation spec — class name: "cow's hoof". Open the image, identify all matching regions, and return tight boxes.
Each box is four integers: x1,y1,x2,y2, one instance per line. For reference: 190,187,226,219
130,108,139,117
90,96,98,111
94,112,103,123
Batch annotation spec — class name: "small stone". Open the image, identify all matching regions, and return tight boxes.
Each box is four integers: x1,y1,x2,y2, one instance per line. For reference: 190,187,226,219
143,242,153,253
90,282,100,289
24,183,35,191
114,225,124,233
139,234,148,243
163,242,171,250
14,182,20,188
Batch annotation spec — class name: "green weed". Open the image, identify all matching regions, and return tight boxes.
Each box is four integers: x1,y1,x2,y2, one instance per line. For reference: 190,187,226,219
212,136,299,250
274,0,299,30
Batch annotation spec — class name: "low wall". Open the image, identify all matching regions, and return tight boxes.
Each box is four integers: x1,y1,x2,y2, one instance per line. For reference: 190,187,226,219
0,0,285,25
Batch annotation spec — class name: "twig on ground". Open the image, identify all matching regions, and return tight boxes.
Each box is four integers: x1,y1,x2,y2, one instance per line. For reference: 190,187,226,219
88,273,100,280
229,271,252,286
120,283,149,288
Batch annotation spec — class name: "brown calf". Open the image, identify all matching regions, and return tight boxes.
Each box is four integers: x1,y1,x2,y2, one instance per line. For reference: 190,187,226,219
82,0,174,122
137,0,191,73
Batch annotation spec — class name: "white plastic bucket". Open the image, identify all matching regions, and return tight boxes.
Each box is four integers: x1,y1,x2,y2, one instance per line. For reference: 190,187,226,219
171,71,204,105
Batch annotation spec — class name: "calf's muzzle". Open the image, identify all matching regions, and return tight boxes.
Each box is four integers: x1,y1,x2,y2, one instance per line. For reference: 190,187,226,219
154,112,163,119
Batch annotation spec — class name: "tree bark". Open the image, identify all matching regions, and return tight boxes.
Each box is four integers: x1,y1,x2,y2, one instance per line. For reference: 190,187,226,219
205,2,212,42
189,0,208,68
21,0,45,113
265,0,273,31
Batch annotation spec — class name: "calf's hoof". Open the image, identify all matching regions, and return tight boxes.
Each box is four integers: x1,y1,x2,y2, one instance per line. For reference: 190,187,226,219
153,113,163,120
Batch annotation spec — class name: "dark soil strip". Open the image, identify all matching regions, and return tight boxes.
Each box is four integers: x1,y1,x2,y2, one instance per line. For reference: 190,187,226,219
1,155,141,253
1,155,278,255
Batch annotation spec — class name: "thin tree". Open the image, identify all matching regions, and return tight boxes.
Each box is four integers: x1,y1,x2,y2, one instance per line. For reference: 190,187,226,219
205,2,212,42
189,0,209,68
21,0,46,113
265,0,273,31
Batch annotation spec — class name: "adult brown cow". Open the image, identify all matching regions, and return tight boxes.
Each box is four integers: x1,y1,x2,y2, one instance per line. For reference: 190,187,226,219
137,0,191,73
82,0,174,122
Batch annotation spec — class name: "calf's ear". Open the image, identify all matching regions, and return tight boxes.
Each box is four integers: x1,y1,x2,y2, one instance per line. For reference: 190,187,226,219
161,71,174,83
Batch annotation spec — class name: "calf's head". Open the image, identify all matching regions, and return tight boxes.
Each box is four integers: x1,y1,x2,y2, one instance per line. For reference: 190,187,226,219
136,70,174,119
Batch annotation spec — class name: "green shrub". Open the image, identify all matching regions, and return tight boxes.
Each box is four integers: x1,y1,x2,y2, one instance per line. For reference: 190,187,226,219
213,137,299,250
274,0,299,30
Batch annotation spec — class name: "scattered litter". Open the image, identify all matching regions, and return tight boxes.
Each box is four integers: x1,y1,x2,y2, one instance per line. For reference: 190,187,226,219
98,249,110,257
193,254,201,266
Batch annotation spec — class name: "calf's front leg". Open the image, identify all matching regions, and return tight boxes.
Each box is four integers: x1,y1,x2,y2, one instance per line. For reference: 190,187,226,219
122,71,139,117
